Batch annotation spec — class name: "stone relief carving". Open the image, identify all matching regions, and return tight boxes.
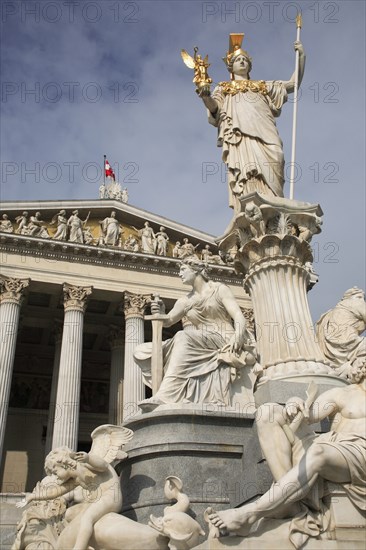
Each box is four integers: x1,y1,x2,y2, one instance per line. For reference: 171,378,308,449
316,287,366,368
134,221,156,254
15,211,29,235
135,256,257,409
217,194,323,258
0,214,14,233
28,212,50,239
1,210,230,264
99,211,123,246
205,358,366,548
172,241,181,258
179,238,198,259
51,210,68,240
244,202,266,238
155,226,169,256
123,234,140,252
200,244,224,265
67,210,90,243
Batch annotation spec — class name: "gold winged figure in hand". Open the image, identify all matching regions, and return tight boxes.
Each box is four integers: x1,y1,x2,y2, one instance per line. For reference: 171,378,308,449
181,47,212,95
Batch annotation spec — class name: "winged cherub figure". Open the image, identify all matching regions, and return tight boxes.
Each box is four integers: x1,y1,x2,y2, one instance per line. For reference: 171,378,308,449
16,424,133,550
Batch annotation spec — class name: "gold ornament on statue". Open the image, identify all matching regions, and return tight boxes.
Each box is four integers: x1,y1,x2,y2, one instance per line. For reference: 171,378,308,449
181,47,212,95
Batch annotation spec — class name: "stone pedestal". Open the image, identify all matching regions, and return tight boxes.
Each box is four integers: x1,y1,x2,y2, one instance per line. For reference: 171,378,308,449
121,409,266,529
0,276,30,461
122,292,151,421
195,484,366,550
254,376,348,408
51,283,92,450
108,326,124,425
219,194,337,382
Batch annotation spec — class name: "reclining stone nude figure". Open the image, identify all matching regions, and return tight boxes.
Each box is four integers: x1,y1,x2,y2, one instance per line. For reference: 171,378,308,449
206,356,366,548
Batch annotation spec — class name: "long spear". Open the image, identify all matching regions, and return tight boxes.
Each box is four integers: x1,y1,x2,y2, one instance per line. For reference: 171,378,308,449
289,14,302,201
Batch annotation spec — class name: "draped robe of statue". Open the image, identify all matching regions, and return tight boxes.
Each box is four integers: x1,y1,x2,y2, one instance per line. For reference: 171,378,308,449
134,282,255,405
102,217,120,246
316,295,366,366
208,81,288,209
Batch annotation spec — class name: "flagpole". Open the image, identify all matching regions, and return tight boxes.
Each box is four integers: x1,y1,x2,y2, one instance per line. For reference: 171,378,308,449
289,14,302,201
103,154,106,184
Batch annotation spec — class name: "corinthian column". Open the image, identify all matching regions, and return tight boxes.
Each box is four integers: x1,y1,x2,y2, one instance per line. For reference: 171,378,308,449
51,283,92,450
122,292,151,420
108,326,124,425
0,276,30,461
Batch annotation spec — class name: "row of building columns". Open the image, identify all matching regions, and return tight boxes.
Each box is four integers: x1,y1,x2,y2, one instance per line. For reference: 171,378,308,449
0,275,151,462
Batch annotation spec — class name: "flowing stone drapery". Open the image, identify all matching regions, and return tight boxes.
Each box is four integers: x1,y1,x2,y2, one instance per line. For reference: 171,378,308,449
122,292,151,420
108,326,124,425
45,322,63,455
0,276,30,461
51,283,92,450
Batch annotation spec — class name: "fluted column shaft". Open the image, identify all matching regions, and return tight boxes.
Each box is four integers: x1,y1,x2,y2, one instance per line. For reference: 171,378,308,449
51,284,92,450
108,327,124,425
45,324,63,455
0,277,30,462
240,235,331,378
122,292,150,421
246,259,323,368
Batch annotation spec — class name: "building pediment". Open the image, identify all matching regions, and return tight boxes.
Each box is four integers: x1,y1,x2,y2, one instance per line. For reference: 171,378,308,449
0,199,240,282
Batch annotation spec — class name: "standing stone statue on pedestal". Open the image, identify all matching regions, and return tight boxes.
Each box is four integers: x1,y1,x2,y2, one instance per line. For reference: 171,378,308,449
185,34,305,211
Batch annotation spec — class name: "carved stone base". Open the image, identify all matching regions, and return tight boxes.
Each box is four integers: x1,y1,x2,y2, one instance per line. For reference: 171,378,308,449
256,361,339,384
121,409,266,531
254,377,348,409
196,485,365,549
195,521,366,549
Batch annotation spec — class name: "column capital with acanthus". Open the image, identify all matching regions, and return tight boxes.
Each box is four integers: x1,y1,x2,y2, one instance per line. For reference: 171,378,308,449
62,283,93,313
124,291,151,320
0,276,30,305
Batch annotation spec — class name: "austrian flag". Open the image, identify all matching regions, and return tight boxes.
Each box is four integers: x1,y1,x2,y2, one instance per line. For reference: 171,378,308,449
104,157,116,181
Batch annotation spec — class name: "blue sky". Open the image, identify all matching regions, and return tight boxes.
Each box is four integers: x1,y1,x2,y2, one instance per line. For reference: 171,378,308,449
1,0,365,321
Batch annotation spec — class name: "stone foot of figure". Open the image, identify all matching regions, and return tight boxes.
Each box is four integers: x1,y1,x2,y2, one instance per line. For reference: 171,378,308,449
205,506,258,537
138,396,164,411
